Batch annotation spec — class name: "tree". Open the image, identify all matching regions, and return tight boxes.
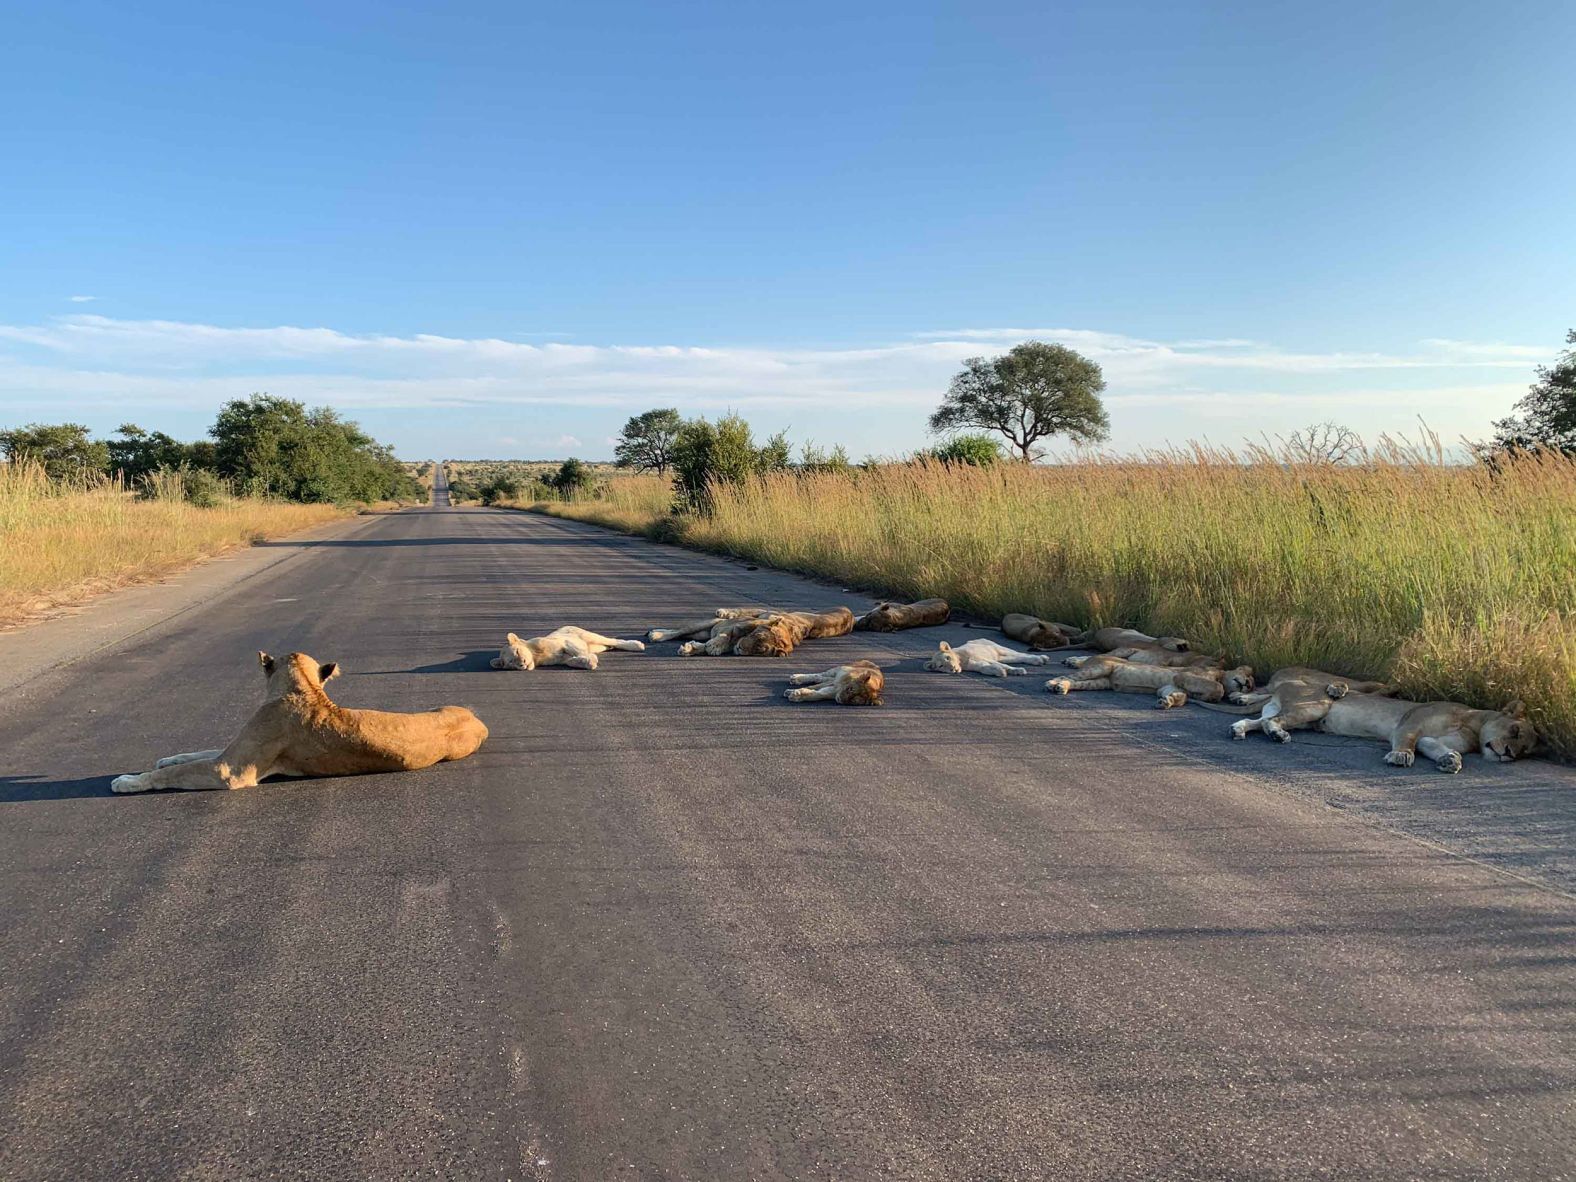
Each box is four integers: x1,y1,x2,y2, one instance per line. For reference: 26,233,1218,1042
670,412,784,511
0,422,110,481
107,423,201,482
1281,422,1363,465
929,341,1109,461
549,457,595,497
614,408,682,474
925,433,1003,467
799,441,853,473
1492,329,1576,454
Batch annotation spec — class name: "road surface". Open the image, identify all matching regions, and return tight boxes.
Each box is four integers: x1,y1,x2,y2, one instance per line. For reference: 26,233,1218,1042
3,477,1575,1180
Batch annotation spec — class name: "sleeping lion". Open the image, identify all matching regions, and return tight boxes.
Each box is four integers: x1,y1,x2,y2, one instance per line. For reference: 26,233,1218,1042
854,599,950,632
784,660,885,705
111,651,488,793
1045,655,1253,707
492,626,645,670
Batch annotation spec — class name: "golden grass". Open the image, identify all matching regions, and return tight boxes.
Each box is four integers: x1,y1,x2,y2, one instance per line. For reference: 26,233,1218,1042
531,450,1576,758
0,463,347,629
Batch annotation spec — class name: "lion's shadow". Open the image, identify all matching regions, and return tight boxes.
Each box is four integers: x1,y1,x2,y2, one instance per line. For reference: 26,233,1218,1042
0,774,115,803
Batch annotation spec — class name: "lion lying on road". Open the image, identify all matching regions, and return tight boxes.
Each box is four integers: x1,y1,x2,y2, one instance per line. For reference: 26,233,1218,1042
999,618,1192,653
111,651,488,794
1064,647,1225,671
664,607,855,658
999,614,1081,650
492,626,645,670
647,608,770,643
784,661,885,705
854,599,950,632
1045,656,1253,707
926,639,1054,677
1223,668,1535,772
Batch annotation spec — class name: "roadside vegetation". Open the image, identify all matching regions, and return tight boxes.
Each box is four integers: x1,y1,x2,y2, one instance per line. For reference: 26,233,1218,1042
0,395,427,628
522,330,1576,758
0,461,344,628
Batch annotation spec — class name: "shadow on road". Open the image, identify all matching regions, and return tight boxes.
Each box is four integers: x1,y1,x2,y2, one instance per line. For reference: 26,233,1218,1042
254,535,612,548
0,774,112,803
360,650,500,674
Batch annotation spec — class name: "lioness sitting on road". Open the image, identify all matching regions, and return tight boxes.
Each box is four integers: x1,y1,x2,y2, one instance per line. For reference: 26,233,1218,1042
491,626,645,671
926,638,1055,677
111,651,488,794
647,608,771,643
784,661,885,705
855,598,951,632
1046,656,1253,707
999,613,1082,650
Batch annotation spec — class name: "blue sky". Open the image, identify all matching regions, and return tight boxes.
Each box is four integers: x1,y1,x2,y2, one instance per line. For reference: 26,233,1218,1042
3,0,1572,459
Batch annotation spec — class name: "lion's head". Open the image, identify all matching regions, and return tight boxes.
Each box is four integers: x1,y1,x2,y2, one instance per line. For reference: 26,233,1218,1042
491,633,535,670
259,651,339,697
1482,701,1537,762
925,641,964,674
734,617,796,658
1223,665,1255,696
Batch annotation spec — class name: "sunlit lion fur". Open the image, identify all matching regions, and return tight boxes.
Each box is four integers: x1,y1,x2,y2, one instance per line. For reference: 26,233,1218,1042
491,626,645,671
1000,613,1081,650
1046,655,1253,707
110,651,488,794
926,638,1054,677
854,598,950,632
784,660,885,705
647,607,770,643
733,607,856,657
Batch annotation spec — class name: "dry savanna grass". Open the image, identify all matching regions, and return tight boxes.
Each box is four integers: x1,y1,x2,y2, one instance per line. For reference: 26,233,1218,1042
0,463,346,629
531,448,1576,759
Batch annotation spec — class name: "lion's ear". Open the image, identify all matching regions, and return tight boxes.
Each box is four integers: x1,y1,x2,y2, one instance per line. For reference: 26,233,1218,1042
938,641,952,652
318,662,340,682
506,632,521,644
1502,699,1526,718
258,651,275,673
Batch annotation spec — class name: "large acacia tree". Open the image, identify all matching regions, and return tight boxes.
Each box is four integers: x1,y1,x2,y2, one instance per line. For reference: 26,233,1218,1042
929,341,1110,461
614,408,683,474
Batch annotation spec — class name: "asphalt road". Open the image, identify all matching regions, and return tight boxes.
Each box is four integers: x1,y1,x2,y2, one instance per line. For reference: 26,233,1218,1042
3,477,1576,1180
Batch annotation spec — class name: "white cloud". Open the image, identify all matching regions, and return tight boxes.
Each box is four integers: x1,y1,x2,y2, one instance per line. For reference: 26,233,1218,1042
0,313,1547,452
67,295,98,303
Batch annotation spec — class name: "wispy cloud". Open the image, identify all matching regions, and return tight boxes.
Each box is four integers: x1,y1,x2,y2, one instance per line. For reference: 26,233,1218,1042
67,295,98,303
0,313,1546,450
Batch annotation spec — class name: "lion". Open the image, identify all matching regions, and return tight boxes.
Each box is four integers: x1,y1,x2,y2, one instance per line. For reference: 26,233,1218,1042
491,626,645,670
854,598,950,632
1223,671,1536,772
1045,655,1253,707
1063,647,1227,671
646,608,771,643
734,606,856,657
110,651,488,794
925,638,1054,677
783,660,885,705
999,613,1082,650
1211,666,1395,742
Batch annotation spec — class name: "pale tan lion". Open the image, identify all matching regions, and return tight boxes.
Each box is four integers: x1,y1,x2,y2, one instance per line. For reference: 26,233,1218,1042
855,598,950,632
646,608,770,643
492,626,645,671
926,638,1055,677
784,660,885,705
111,651,488,793
1217,666,1395,743
1000,613,1081,650
1063,647,1226,671
1072,626,1192,653
1045,655,1253,707
1228,675,1536,772
734,607,856,657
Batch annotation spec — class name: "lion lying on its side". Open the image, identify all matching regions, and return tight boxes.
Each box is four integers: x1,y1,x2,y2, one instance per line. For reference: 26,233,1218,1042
999,614,1082,650
1223,667,1536,772
662,607,855,658
1046,655,1253,707
784,661,885,705
111,651,488,793
999,617,1192,653
492,626,645,670
926,639,1054,677
646,608,770,643
855,599,950,632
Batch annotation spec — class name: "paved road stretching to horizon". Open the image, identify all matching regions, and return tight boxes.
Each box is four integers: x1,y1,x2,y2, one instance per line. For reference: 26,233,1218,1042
3,473,1575,1179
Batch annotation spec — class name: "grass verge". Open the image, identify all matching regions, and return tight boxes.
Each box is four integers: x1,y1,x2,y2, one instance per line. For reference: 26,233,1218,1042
524,454,1576,759
0,464,348,629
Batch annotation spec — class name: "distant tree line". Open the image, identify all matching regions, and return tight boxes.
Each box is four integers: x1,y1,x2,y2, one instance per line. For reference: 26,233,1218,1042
0,394,424,505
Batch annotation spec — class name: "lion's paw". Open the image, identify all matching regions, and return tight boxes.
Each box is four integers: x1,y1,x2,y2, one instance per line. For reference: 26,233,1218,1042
1046,678,1072,695
1156,690,1187,709
625,640,646,651
111,774,147,794
1004,665,1029,676
1265,722,1292,743
1385,749,1415,767
1435,751,1463,774
1325,682,1349,699
1230,721,1251,740
1063,656,1086,668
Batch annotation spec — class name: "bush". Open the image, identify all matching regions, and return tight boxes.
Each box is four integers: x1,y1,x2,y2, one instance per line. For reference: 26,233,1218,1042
671,413,792,512
926,433,1003,467
549,457,595,499
479,473,523,506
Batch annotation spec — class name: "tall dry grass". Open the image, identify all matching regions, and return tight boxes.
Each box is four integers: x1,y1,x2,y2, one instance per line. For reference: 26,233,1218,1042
0,462,346,628
533,449,1576,758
